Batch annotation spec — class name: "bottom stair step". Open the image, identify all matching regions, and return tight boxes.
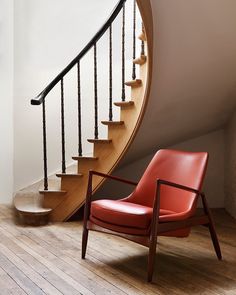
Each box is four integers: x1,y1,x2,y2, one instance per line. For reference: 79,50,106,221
14,194,51,226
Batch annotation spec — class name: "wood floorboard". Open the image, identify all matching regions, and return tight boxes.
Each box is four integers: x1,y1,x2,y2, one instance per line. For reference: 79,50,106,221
0,206,235,294
0,267,27,295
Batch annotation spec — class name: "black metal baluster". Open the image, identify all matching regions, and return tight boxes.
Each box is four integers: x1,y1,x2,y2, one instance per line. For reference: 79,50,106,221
121,2,126,102
109,25,113,121
77,62,82,156
132,0,136,80
141,22,145,55
94,44,99,139
61,78,66,173
42,101,48,190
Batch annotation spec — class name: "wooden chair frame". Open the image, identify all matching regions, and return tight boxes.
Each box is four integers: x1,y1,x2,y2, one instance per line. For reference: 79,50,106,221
82,170,222,282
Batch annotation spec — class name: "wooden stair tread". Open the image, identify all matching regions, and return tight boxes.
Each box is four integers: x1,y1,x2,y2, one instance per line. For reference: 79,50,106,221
138,32,146,41
56,173,83,178
72,156,98,161
125,79,142,87
101,121,124,126
16,206,52,215
114,101,134,107
39,190,67,195
133,55,147,65
87,139,112,143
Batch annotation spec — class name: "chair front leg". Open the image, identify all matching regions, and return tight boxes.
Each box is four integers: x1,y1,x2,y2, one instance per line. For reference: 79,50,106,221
147,179,161,282
82,171,93,259
201,193,222,260
148,231,158,282
82,226,88,259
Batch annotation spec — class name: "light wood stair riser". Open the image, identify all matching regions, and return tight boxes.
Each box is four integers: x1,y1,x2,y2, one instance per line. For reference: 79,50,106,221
72,156,99,174
42,193,67,210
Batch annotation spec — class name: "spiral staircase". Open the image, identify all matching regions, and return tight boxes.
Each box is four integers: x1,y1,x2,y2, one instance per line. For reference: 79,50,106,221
14,0,153,224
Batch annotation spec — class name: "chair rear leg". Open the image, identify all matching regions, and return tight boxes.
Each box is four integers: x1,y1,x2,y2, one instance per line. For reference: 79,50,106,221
207,221,222,260
201,194,222,260
82,228,89,259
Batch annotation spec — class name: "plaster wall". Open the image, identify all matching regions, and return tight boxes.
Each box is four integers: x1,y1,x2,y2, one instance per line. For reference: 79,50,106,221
126,0,236,163
0,0,14,204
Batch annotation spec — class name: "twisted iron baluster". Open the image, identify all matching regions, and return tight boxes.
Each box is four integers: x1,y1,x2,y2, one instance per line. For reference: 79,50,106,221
94,44,98,139
121,2,126,102
109,25,113,121
77,61,82,156
132,0,136,80
42,100,48,190
61,78,66,173
141,22,145,55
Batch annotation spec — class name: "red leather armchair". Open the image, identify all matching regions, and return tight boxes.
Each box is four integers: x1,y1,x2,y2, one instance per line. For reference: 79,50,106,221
82,149,222,282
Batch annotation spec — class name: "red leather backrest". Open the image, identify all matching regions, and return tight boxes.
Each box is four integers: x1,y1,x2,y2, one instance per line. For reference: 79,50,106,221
127,149,208,213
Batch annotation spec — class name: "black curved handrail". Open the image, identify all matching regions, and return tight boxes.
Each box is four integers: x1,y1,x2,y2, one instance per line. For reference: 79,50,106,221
31,0,126,105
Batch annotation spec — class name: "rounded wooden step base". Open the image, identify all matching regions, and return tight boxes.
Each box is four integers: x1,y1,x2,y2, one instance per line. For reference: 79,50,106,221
14,193,51,226
16,210,51,226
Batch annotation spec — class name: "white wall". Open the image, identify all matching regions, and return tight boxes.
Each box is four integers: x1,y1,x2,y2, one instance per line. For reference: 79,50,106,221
0,0,14,204
225,110,236,218
96,129,225,208
13,0,141,191
125,0,236,163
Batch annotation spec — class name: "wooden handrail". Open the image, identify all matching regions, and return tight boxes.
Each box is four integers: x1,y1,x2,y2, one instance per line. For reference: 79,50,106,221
31,0,126,106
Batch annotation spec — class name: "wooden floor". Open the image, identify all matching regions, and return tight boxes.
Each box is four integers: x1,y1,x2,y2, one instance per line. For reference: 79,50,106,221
0,206,235,294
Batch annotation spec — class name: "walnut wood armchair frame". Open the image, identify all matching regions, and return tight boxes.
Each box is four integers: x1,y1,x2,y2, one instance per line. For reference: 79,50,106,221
82,170,222,282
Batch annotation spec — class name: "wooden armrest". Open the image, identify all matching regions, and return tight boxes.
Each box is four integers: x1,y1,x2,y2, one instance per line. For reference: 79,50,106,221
157,179,202,195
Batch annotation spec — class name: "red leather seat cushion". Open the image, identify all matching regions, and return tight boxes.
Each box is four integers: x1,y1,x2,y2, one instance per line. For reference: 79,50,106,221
91,199,175,229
